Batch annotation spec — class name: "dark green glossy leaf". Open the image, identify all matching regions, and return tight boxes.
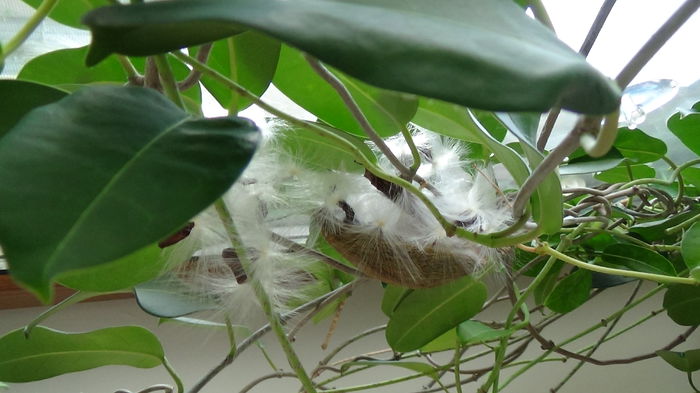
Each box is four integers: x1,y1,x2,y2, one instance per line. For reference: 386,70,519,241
135,274,218,318
663,285,700,326
202,33,280,112
386,276,487,352
601,244,676,276
340,360,440,382
545,269,592,313
0,86,259,301
591,272,636,289
381,285,412,317
657,349,700,372
18,46,201,104
457,321,512,345
57,244,165,292
667,102,700,156
0,80,67,138
275,120,376,173
273,45,417,138
83,0,620,114
630,207,700,242
613,128,667,163
559,148,624,176
23,0,110,29
681,222,700,273
594,164,655,183
0,326,163,382
534,260,564,305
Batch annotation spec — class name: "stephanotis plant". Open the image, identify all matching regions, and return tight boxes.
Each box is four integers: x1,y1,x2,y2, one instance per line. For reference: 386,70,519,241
0,0,699,392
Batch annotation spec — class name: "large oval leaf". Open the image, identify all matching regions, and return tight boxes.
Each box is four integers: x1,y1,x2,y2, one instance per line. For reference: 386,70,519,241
18,46,202,104
663,285,700,326
0,80,67,138
601,244,676,277
0,326,163,382
273,45,417,138
0,85,260,301
613,128,667,164
202,33,280,112
386,276,487,352
83,0,620,114
544,269,592,313
57,244,165,292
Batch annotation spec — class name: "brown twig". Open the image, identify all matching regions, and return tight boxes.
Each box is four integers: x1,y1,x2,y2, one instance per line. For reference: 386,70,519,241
303,54,440,196
178,43,213,91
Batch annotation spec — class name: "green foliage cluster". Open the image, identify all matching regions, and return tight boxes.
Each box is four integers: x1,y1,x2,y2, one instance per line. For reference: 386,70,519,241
0,0,699,392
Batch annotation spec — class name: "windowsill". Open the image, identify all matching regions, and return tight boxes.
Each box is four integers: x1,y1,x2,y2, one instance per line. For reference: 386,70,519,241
0,271,132,310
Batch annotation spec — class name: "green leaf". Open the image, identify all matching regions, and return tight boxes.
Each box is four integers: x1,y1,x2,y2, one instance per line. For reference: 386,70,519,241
544,269,592,313
559,148,625,176
381,285,412,317
682,167,700,188
595,164,655,183
57,244,165,292
340,360,440,382
273,45,417,138
534,260,564,305
657,349,700,372
0,80,67,138
23,0,110,29
681,222,700,273
410,99,483,143
667,102,700,156
496,112,540,149
275,121,376,173
83,0,620,114
663,285,700,326
601,244,676,277
457,321,512,345
420,329,459,353
202,33,280,112
630,207,700,242
135,274,218,318
613,128,667,163
18,46,201,103
386,276,487,352
0,326,163,382
0,382,7,390
0,85,260,301
495,113,562,234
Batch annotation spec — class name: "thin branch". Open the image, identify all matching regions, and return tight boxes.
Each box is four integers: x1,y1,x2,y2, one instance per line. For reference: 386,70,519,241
527,323,697,366
178,43,213,91
303,54,440,196
536,0,617,151
616,0,700,89
0,0,59,63
514,116,601,217
238,372,299,393
550,280,642,392
187,281,359,393
269,232,366,277
312,325,387,378
115,385,173,393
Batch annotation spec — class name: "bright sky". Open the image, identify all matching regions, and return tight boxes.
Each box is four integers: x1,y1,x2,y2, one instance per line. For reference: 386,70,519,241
543,0,700,86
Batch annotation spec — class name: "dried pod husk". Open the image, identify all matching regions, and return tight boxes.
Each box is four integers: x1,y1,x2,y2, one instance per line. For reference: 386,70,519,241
315,204,500,289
